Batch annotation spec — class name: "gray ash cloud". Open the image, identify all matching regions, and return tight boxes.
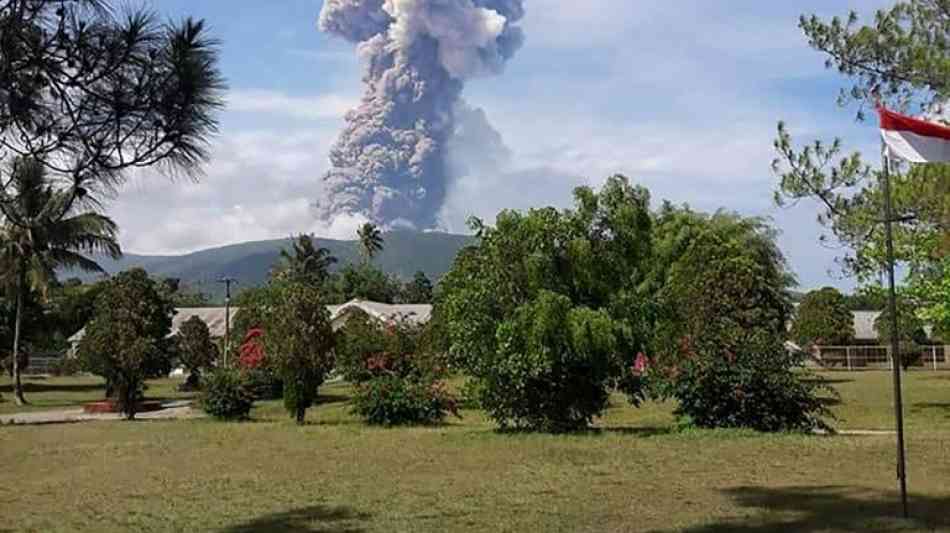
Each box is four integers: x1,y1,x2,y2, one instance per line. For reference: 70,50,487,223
315,0,525,230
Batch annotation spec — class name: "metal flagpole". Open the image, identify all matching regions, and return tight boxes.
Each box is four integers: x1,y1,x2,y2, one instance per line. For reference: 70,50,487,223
880,143,909,518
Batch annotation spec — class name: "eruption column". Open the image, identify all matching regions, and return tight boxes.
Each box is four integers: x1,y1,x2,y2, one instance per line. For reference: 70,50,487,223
316,0,525,229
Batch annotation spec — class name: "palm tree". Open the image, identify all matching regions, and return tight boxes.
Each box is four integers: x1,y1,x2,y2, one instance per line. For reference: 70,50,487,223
357,223,384,263
277,234,337,284
0,158,121,405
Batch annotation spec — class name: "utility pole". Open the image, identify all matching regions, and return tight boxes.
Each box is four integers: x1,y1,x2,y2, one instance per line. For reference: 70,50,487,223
881,147,909,519
218,277,238,366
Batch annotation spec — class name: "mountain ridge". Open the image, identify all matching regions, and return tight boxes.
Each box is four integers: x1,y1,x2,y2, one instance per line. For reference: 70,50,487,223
73,230,474,301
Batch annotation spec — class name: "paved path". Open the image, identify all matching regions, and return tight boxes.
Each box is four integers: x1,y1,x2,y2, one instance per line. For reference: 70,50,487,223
0,400,204,426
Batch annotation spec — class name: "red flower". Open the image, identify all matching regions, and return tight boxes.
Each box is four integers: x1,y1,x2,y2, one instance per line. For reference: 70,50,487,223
632,352,650,376
238,328,267,369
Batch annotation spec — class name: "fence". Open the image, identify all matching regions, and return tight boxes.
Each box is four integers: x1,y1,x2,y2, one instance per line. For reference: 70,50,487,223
814,344,948,371
22,355,63,375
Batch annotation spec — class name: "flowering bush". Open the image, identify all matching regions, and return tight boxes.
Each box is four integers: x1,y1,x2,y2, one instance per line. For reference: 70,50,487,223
643,336,833,432
236,328,282,400
238,328,266,369
338,310,458,425
352,375,458,426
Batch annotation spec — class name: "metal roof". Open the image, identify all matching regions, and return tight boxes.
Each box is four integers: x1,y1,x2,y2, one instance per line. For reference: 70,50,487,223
69,300,434,343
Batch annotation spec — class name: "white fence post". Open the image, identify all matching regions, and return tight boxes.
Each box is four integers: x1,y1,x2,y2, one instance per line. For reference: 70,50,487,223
846,347,852,371
934,346,938,371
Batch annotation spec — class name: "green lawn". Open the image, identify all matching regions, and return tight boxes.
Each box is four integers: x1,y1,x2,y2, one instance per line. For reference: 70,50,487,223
0,372,948,532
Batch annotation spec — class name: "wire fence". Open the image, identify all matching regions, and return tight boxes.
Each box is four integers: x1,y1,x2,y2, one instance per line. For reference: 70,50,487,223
814,344,948,371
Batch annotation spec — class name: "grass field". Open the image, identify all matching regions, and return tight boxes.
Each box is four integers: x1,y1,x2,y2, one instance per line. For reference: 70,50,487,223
1,371,948,532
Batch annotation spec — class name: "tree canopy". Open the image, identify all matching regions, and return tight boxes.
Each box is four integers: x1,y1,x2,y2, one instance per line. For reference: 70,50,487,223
791,287,855,348
436,175,655,431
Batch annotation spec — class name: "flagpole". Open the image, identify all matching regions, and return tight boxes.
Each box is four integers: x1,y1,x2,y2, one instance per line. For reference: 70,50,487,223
880,141,909,519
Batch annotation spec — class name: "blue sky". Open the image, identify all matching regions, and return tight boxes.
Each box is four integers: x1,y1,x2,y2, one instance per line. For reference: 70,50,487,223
112,0,895,290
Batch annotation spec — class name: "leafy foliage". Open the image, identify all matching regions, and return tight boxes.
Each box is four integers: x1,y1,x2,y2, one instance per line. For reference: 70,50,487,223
75,269,174,419
199,368,254,421
176,316,218,391
402,271,434,304
774,2,950,282
0,0,226,188
658,336,833,432
273,234,337,285
791,287,855,348
351,376,457,427
327,263,402,304
257,281,336,425
437,176,654,432
649,210,832,432
357,223,384,262
0,158,120,404
338,309,456,426
875,296,929,368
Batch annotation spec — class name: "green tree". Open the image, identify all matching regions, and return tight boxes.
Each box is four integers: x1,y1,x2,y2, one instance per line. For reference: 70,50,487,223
0,1,225,189
402,271,434,304
176,315,218,390
651,213,831,431
258,281,336,425
328,263,401,304
157,277,210,308
0,158,120,405
76,269,175,419
357,223,384,262
791,287,855,348
274,234,337,285
772,1,950,282
436,175,654,432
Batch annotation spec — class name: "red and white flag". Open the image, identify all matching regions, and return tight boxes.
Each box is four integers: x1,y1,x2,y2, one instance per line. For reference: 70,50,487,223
879,105,950,163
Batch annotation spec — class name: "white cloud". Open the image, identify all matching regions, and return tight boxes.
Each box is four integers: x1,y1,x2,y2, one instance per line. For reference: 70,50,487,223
109,127,351,255
227,89,357,121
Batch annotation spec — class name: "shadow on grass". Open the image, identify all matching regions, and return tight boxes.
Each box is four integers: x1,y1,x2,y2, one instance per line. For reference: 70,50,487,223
911,402,950,418
804,377,854,385
493,426,674,437
315,394,350,406
220,504,370,533
0,382,103,394
650,485,950,532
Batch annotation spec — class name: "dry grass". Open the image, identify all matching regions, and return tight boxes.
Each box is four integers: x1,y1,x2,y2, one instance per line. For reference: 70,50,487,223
0,372,948,532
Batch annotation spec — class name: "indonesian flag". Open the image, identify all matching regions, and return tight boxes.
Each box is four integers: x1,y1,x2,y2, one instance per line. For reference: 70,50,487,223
879,105,950,163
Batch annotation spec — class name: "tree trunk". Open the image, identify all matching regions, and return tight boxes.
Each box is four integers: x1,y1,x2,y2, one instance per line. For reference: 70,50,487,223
12,265,28,406
296,407,306,425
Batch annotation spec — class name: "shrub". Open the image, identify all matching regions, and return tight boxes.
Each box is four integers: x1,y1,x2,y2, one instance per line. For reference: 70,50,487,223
199,368,254,420
651,337,832,432
649,213,832,432
235,328,282,400
338,310,458,426
352,375,458,426
50,356,81,377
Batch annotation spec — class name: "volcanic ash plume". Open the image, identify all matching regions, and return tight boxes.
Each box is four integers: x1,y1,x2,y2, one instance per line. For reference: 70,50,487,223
316,0,526,230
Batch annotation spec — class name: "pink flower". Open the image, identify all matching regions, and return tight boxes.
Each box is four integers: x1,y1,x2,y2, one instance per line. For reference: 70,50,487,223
632,352,650,376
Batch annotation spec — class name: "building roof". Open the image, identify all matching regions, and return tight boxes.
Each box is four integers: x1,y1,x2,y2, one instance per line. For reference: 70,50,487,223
853,311,880,341
847,310,933,342
329,299,432,326
69,300,434,344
